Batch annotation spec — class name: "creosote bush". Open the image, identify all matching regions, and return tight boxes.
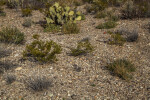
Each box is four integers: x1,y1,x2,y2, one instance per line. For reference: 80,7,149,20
62,21,80,34
70,39,93,56
0,27,24,44
107,59,136,80
26,75,52,92
96,21,117,29
23,38,62,63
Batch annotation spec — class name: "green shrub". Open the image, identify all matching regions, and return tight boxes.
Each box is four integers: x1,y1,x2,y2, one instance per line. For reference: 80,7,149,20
62,22,80,34
70,39,93,56
107,59,136,80
22,19,32,27
96,21,117,29
0,27,24,44
21,8,32,17
23,38,62,63
44,24,61,33
107,31,126,46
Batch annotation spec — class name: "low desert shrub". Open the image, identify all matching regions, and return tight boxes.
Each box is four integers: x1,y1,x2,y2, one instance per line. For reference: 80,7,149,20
94,11,107,18
62,22,80,34
6,0,18,9
0,0,6,6
0,61,17,74
0,7,6,16
0,27,24,44
26,75,52,92
22,19,32,27
96,21,117,29
4,74,16,84
107,31,126,46
21,8,32,17
70,39,93,56
121,0,150,19
23,38,62,63
107,59,136,80
44,24,61,33
116,28,139,42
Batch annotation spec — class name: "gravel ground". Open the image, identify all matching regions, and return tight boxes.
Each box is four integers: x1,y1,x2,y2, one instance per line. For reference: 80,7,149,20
0,5,150,100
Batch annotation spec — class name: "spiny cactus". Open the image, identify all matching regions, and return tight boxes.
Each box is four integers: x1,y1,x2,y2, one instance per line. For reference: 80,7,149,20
46,2,82,25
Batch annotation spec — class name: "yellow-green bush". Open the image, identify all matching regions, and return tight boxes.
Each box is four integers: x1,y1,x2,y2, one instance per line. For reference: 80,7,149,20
23,38,62,63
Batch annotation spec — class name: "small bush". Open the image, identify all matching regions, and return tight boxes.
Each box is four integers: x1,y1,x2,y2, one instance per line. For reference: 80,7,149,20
44,24,61,33
0,0,6,6
70,39,93,56
95,11,107,18
6,0,18,9
116,28,138,42
32,34,40,40
23,38,62,63
121,0,150,19
0,61,17,74
26,75,52,92
107,31,126,46
62,22,80,34
21,8,32,17
4,74,16,84
96,21,117,29
22,19,32,27
0,27,24,44
107,59,136,80
0,7,6,16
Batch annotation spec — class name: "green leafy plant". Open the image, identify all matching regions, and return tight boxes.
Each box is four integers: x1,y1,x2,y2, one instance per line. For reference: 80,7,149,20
23,38,62,63
107,59,136,80
0,27,24,44
62,21,80,34
96,21,117,29
21,8,32,17
70,39,93,56
45,2,82,25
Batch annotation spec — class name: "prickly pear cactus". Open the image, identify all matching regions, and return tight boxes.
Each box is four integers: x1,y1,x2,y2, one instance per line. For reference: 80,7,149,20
46,2,82,25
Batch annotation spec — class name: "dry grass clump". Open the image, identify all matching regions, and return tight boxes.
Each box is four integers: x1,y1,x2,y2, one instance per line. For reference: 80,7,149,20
62,22,80,34
25,75,52,92
70,38,93,56
0,27,24,44
107,59,136,81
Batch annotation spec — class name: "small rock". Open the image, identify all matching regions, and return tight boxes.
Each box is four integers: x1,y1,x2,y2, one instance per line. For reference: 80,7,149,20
15,67,22,71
